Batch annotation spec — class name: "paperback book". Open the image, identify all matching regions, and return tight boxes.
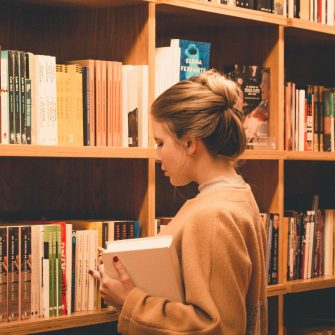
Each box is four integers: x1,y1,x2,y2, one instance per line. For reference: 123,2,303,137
171,39,211,80
102,235,183,302
223,65,271,147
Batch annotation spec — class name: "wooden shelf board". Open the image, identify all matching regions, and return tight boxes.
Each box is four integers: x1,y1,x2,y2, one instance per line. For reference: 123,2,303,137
287,18,335,35
7,0,151,8
285,151,335,161
267,283,287,296
240,150,285,160
286,275,335,293
156,0,287,26
0,145,155,159
0,310,118,335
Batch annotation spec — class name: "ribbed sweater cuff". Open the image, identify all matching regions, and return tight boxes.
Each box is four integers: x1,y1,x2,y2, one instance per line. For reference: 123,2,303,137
118,287,145,335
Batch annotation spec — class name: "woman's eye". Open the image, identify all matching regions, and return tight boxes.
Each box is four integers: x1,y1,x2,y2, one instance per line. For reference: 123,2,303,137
155,142,163,148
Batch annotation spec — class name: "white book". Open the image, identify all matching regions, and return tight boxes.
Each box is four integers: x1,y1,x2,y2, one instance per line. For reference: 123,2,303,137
74,230,83,312
298,89,305,152
81,230,89,311
25,52,35,144
121,66,129,147
155,46,180,99
102,235,183,302
137,65,149,148
0,51,9,143
327,0,334,26
87,230,98,311
34,55,58,145
303,219,310,280
66,223,72,314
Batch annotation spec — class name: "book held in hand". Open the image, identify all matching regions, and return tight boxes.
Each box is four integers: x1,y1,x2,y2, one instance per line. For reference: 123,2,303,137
102,235,183,302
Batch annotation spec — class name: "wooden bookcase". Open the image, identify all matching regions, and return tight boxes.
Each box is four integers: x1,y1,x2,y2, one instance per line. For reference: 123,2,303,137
0,0,335,334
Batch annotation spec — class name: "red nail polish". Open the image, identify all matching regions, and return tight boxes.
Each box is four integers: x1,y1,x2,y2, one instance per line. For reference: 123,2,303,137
113,256,119,262
88,269,93,275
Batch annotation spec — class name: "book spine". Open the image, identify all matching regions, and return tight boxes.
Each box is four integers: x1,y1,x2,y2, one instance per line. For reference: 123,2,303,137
25,79,32,144
1,51,9,144
74,230,82,312
65,224,72,315
322,89,331,152
87,230,97,311
0,227,8,322
20,226,31,320
8,226,19,321
8,50,15,144
19,51,26,144
71,230,76,313
82,66,90,146
42,227,50,318
60,223,67,315
14,50,21,144
81,230,89,311
56,224,62,316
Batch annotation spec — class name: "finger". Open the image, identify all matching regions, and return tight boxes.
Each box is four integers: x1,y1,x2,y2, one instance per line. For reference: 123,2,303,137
112,256,132,282
89,269,101,281
98,263,106,279
98,247,106,254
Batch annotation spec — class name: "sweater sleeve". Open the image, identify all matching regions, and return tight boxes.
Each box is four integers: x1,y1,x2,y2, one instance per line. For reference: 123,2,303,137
117,205,254,335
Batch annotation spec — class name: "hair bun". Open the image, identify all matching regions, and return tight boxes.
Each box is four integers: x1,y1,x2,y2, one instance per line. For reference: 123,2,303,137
194,69,239,108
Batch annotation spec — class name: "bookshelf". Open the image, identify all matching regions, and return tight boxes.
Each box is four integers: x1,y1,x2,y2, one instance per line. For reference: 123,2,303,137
0,0,334,334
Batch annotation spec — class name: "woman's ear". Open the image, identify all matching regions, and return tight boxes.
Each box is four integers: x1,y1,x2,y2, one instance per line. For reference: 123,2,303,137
181,136,198,156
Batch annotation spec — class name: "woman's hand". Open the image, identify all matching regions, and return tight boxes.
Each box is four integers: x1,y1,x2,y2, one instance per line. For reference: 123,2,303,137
89,252,135,309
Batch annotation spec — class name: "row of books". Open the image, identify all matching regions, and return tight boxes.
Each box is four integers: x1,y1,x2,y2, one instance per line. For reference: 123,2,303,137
0,219,140,323
155,38,211,98
1,42,273,149
156,39,271,146
284,83,335,152
205,0,335,26
285,208,335,281
205,0,284,14
0,48,149,147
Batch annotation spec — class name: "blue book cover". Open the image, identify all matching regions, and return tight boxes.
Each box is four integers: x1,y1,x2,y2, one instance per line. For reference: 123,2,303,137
171,39,211,80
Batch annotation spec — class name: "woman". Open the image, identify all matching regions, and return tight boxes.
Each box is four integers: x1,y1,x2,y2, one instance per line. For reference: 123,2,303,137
90,69,268,335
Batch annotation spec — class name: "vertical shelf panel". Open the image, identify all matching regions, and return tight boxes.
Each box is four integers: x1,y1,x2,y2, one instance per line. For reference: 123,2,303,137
238,159,281,213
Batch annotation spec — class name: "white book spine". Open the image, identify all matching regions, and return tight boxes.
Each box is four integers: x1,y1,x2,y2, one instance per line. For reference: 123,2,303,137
307,217,314,279
66,224,72,314
0,51,9,144
81,230,89,311
74,230,83,312
303,220,310,280
138,65,149,148
121,66,129,147
87,230,98,311
298,89,305,152
35,55,58,145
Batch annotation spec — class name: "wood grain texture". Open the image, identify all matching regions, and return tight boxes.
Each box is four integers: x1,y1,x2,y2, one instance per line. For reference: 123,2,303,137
0,157,148,222
0,2,150,64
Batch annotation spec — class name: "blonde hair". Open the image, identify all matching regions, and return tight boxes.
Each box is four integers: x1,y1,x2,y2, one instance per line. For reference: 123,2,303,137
151,69,246,159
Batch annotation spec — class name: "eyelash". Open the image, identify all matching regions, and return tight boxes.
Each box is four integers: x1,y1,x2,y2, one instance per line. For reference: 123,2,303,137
155,142,163,148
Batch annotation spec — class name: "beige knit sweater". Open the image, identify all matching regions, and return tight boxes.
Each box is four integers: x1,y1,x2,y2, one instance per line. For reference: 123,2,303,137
118,180,268,335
